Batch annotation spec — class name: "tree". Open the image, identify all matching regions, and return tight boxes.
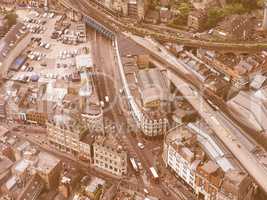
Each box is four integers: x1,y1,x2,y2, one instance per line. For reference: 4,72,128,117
170,1,193,26
6,12,17,27
257,0,265,7
223,3,247,15
206,7,225,28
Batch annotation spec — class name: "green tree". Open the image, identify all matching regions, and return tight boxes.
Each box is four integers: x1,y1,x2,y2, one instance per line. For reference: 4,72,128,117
257,0,265,7
223,3,247,15
6,12,17,27
206,7,225,28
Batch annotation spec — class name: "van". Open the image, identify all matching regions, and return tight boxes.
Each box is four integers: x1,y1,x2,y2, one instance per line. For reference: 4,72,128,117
45,43,50,49
137,142,145,149
100,101,105,108
105,96,109,103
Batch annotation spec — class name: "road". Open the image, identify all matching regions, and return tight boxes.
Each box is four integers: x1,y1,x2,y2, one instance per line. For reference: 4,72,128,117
89,29,183,199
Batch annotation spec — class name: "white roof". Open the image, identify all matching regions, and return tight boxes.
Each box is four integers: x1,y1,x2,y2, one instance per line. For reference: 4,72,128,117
79,71,92,97
188,123,235,172
15,159,30,173
36,152,61,173
43,81,67,102
76,54,93,69
5,176,16,190
85,177,105,193
250,74,267,90
149,167,159,178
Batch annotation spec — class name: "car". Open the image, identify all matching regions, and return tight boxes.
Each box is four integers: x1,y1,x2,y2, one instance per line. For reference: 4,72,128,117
44,43,50,49
100,101,104,108
137,161,143,170
105,96,109,103
137,142,145,149
144,188,149,195
21,65,27,71
161,187,170,196
41,62,47,67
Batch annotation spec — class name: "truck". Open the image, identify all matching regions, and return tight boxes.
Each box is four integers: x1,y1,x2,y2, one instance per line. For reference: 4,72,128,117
130,158,139,173
105,96,109,103
100,101,105,108
149,167,159,184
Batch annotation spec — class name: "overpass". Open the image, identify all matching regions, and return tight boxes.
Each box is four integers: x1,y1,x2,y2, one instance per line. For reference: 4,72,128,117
58,0,115,39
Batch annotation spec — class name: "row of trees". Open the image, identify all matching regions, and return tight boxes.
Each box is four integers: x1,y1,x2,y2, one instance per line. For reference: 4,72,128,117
150,0,265,29
205,0,264,29
5,12,17,27
169,0,193,26
0,8,17,28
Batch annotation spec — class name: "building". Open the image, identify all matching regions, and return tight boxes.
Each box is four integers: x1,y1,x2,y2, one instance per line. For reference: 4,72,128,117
195,160,224,200
159,7,172,23
134,68,170,137
16,174,45,200
35,151,61,190
81,104,104,134
163,124,255,200
15,0,47,7
0,0,15,5
0,156,13,185
127,0,148,20
0,195,13,200
217,170,254,200
93,135,127,176
47,114,92,163
163,125,205,188
137,68,169,109
118,42,170,138
227,90,267,132
187,10,207,31
216,14,254,41
25,111,48,126
0,96,7,119
197,49,267,89
79,70,104,134
144,10,160,24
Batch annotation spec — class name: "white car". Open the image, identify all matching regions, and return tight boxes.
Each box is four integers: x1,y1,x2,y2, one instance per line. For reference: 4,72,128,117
21,65,27,71
144,188,149,195
100,101,105,108
137,161,143,170
45,43,50,49
105,96,109,103
137,142,145,150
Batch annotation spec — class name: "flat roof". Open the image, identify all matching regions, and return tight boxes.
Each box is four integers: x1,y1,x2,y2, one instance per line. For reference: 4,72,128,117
36,152,61,173
76,54,93,69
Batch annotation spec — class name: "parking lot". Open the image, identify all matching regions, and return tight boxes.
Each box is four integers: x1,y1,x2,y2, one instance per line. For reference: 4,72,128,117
12,9,92,84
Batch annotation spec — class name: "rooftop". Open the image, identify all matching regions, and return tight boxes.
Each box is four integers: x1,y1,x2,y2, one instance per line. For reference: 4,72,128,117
36,151,61,174
136,68,169,106
0,156,13,175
